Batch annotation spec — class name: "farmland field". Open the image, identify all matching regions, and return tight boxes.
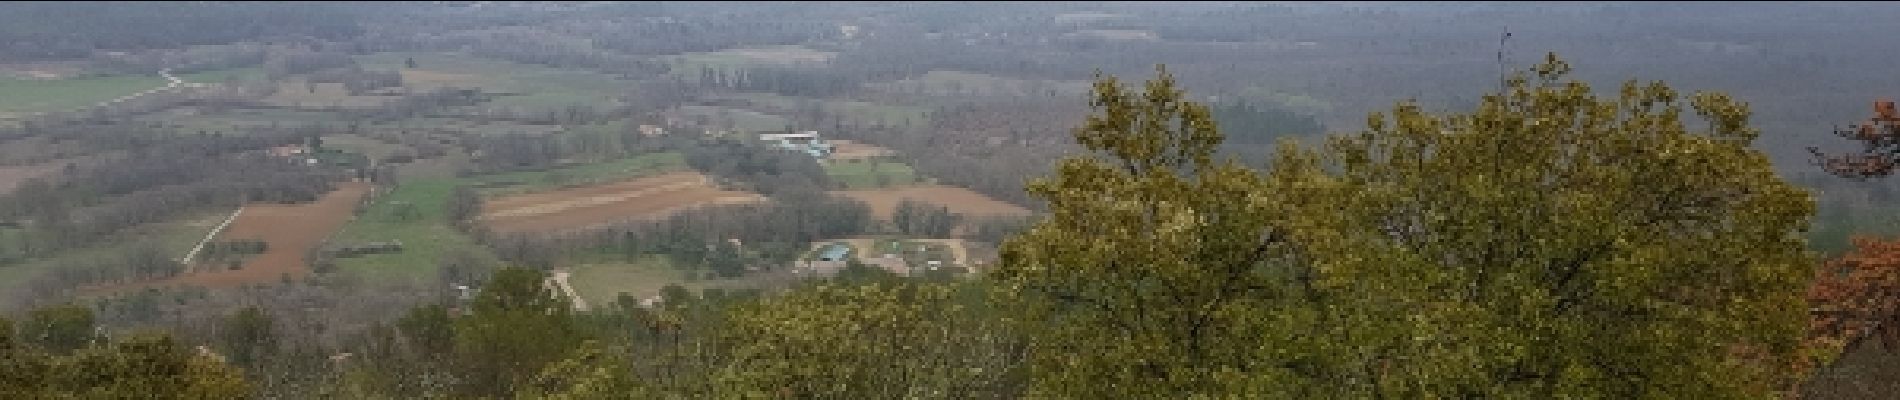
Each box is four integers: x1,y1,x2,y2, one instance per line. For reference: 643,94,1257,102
260,79,390,109
319,134,410,164
395,150,473,181
825,139,897,161
0,61,85,80
823,158,919,189
159,182,371,288
468,152,686,196
0,74,167,116
330,179,497,284
480,171,766,234
355,52,631,112
833,185,1034,220
565,254,797,307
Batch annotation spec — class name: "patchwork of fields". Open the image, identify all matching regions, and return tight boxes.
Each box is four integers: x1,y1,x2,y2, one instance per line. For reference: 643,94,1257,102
0,48,1044,301
167,182,370,288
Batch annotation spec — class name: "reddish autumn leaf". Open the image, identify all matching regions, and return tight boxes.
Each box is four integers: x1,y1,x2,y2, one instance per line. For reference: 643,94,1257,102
1811,100,1900,179
1803,235,1900,375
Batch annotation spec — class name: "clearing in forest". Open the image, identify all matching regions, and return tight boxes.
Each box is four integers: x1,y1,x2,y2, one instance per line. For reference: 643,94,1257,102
479,171,766,234
166,182,371,287
832,185,1033,219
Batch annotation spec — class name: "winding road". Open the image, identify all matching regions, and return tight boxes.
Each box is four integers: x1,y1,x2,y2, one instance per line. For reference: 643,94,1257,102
6,68,199,123
96,68,185,108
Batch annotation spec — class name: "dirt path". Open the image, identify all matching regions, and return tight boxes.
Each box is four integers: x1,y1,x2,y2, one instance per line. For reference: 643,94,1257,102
93,68,183,109
178,207,244,268
8,68,188,122
549,270,589,312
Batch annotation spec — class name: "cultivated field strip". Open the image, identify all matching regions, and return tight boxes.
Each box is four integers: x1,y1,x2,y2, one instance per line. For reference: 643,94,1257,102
832,185,1033,219
480,171,708,212
480,171,765,234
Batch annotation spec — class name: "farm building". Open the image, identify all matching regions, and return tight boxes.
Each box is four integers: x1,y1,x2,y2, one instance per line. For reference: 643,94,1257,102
759,131,835,159
638,124,666,136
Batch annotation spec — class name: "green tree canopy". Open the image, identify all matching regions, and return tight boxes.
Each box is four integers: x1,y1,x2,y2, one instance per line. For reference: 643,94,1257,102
20,303,97,354
452,267,587,398
217,307,276,369
711,280,1026,398
1,329,250,398
997,53,1816,397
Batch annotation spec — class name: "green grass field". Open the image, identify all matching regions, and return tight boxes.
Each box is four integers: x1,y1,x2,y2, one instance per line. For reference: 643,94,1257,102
824,159,920,189
355,52,630,113
565,254,682,305
176,67,266,84
330,179,497,284
566,253,793,306
0,75,167,114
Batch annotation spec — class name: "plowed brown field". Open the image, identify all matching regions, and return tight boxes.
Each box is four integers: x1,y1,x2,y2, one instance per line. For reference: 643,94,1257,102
168,182,371,287
832,185,1033,219
826,139,896,161
481,171,766,234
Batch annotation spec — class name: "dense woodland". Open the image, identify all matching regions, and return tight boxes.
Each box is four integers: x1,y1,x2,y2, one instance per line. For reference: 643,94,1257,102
2,2,1900,398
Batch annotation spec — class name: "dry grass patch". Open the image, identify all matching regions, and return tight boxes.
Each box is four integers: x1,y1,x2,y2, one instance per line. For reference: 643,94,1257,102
832,185,1032,219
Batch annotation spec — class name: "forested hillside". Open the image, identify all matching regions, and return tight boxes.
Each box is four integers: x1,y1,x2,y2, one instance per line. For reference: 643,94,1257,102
3,2,1900,398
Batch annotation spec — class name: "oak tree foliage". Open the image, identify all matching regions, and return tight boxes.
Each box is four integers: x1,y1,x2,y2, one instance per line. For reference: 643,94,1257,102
997,53,1816,397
